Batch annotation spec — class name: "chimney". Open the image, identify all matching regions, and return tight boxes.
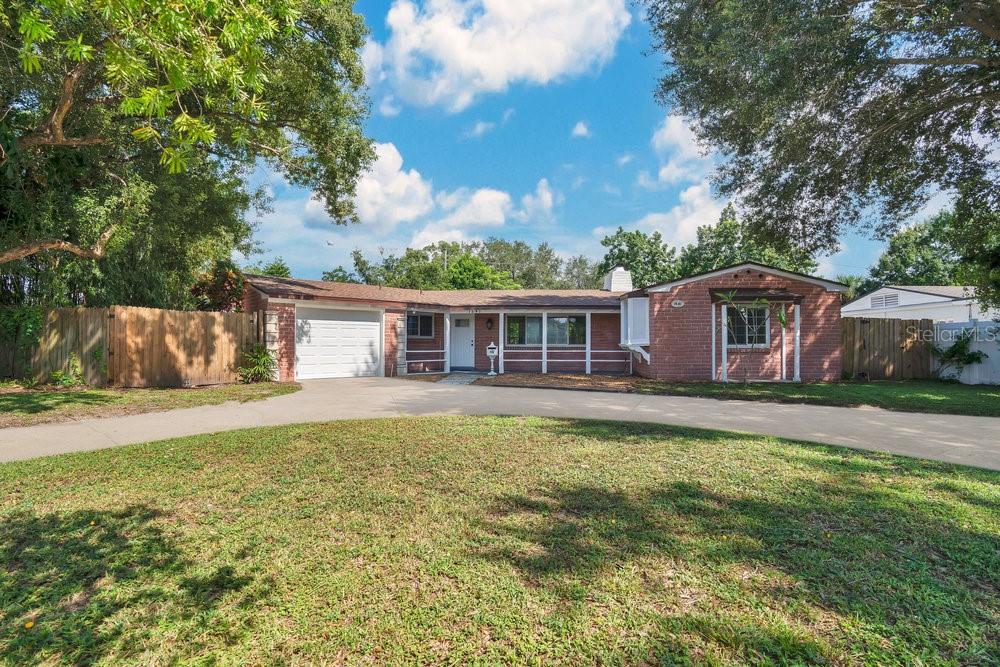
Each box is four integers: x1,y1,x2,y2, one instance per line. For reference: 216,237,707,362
602,266,633,292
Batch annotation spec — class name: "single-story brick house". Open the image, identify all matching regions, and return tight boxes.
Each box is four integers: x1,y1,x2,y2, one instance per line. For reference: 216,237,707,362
244,262,845,383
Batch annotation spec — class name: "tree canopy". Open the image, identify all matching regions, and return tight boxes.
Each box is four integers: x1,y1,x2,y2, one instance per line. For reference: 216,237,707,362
596,228,678,289
643,0,1000,304
868,212,962,288
1,0,372,266
339,240,596,291
678,204,817,276
1,154,259,307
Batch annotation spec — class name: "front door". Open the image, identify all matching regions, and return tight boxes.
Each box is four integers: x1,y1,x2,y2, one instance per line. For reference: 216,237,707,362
450,316,475,369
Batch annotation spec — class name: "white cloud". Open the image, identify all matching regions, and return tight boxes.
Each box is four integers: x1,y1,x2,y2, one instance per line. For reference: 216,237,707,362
571,176,587,190
366,0,632,112
464,120,496,138
602,183,622,196
517,178,562,221
640,114,713,189
252,143,567,276
571,121,591,138
354,142,435,231
502,108,515,123
411,187,513,246
616,153,634,167
378,95,402,117
595,182,723,247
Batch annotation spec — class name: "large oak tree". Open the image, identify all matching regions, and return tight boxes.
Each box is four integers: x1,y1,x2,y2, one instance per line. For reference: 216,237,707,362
644,0,1000,305
1,0,373,266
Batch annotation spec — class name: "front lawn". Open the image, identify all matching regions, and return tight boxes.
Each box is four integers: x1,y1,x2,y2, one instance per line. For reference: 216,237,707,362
0,382,300,428
474,373,1000,417
1,416,996,665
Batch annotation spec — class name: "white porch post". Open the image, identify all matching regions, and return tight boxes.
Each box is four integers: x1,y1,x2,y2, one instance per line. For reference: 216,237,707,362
498,311,505,374
720,304,729,383
780,305,787,381
793,304,801,382
710,302,716,381
443,311,451,373
541,311,548,373
585,311,592,375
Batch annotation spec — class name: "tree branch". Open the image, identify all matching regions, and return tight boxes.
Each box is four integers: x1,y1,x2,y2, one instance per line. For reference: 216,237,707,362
0,225,118,264
17,61,107,150
886,56,1000,67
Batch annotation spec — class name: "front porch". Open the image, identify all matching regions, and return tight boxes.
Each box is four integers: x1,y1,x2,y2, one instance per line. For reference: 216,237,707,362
401,310,629,376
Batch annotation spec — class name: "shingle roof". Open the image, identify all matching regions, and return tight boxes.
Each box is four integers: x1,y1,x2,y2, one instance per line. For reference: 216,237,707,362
888,285,976,300
246,274,623,309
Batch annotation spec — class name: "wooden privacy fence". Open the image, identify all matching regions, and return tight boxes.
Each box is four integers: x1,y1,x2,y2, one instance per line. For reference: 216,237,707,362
842,318,934,380
2,306,260,387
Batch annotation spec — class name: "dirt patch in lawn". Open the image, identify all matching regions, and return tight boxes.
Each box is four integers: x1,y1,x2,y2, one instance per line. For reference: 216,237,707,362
398,374,449,383
474,373,641,392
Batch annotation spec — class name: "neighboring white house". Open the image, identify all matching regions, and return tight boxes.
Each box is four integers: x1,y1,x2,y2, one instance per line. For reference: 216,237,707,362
842,286,997,322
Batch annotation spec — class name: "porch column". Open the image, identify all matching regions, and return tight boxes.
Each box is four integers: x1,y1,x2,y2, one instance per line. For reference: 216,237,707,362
585,311,592,375
541,311,548,374
793,304,801,382
710,302,716,381
720,304,729,383
498,312,505,374
780,305,787,381
443,311,451,373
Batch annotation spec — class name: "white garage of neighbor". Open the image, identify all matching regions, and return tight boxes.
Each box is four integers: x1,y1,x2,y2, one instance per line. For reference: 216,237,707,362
294,306,383,379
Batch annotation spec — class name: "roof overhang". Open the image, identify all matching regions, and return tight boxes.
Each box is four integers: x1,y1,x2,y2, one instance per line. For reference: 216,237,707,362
630,263,847,296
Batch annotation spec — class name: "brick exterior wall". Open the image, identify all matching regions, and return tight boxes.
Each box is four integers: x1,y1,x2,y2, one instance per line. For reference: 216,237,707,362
406,312,446,373
242,285,266,314
267,302,296,382
640,268,842,382
384,309,405,377
591,313,629,374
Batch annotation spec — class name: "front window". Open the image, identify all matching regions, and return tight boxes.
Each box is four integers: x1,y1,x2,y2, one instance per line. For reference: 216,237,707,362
506,316,542,345
407,313,434,338
546,316,586,345
506,315,587,346
727,306,769,347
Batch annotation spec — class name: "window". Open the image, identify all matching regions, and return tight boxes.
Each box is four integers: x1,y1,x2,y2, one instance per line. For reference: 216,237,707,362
727,306,769,347
546,316,586,345
506,316,542,345
505,315,587,346
454,318,470,328
407,313,434,338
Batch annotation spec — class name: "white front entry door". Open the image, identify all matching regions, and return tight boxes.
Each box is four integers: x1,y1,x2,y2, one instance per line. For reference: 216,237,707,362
450,316,475,369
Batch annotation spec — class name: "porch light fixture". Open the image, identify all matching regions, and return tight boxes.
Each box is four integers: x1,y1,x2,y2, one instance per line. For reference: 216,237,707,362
486,318,494,330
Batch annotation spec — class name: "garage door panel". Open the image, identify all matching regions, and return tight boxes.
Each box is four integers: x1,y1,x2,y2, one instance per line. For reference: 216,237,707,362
295,307,382,379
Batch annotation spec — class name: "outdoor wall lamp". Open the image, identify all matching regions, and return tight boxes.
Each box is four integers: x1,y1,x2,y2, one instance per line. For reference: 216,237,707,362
485,318,494,330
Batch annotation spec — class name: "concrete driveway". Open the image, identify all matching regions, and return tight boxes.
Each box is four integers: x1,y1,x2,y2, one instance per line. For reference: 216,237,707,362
1,377,998,470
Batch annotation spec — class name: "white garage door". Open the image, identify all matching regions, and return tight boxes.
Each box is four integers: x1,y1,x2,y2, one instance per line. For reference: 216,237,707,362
295,307,382,379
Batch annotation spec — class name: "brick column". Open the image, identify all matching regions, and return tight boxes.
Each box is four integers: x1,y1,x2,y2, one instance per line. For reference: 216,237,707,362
396,315,407,376
264,311,280,381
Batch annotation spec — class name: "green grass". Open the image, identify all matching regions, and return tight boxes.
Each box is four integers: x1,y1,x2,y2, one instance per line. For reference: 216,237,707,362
0,383,300,428
1,416,996,665
638,380,1000,417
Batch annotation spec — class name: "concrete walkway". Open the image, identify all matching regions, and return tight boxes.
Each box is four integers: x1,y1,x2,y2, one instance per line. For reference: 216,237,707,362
1,378,998,470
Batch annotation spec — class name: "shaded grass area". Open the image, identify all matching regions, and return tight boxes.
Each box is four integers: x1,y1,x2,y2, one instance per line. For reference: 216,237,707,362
475,373,1000,417
1,416,996,665
0,383,300,428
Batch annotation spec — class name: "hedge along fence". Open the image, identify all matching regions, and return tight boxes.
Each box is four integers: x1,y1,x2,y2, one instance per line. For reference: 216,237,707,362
1,306,261,387
841,317,934,380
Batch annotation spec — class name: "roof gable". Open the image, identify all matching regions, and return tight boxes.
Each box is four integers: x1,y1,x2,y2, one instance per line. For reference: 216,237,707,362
636,263,847,295
841,285,976,310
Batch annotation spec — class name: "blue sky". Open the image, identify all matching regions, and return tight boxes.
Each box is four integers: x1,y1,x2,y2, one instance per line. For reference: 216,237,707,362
250,0,899,281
